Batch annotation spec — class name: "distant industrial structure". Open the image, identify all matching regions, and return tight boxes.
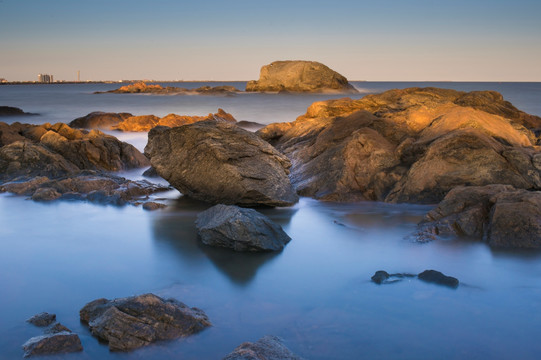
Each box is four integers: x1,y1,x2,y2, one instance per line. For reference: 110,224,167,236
0,78,7,83
77,70,80,82
38,74,54,83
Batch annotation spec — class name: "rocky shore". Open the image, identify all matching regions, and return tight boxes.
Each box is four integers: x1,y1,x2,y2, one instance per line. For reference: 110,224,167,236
95,81,240,95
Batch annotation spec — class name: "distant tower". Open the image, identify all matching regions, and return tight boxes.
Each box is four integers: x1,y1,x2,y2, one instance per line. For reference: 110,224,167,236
77,70,80,82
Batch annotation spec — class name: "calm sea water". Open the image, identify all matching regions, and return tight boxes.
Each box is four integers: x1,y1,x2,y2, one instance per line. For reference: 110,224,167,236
0,82,541,359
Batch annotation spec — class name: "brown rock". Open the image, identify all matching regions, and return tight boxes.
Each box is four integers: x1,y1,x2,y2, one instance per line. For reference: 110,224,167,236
223,335,303,360
69,111,133,130
97,82,240,95
22,332,82,357
27,312,56,327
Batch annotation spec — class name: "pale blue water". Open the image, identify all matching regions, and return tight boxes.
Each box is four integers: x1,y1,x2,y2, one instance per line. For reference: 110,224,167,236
0,82,541,359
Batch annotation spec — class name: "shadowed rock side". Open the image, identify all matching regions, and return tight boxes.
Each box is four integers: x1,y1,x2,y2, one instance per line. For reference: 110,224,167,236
96,81,240,95
416,185,541,248
246,60,357,93
257,87,541,204
145,120,298,207
196,204,291,251
69,111,133,130
0,106,38,116
223,335,304,360
80,293,211,352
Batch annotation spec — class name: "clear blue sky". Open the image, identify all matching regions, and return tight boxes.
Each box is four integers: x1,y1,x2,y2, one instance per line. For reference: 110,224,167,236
1,0,540,81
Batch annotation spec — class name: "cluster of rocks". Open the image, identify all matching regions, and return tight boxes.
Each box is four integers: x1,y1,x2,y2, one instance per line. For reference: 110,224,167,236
0,121,170,206
95,81,240,95
0,106,37,117
371,270,459,288
23,312,82,357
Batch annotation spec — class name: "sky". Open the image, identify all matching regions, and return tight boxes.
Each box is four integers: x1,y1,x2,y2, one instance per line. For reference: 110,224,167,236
1,0,540,82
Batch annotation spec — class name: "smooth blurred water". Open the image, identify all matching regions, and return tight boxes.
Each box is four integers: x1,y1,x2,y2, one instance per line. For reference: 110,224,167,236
1,82,541,359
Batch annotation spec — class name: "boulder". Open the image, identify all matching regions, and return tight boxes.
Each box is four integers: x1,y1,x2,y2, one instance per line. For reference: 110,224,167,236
370,271,416,284
80,293,211,352
69,111,133,130
418,270,459,288
246,60,357,93
0,106,26,116
145,120,298,207
195,204,291,252
257,87,541,203
223,335,303,360
142,201,167,211
416,185,541,248
26,312,56,327
22,332,82,357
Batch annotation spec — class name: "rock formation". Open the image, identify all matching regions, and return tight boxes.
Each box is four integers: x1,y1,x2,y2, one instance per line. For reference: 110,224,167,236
370,270,458,288
416,185,541,248
22,332,82,357
223,335,303,360
0,106,37,116
145,120,298,207
196,204,291,251
80,293,211,352
96,81,240,95
69,111,133,130
26,312,56,327
258,87,541,204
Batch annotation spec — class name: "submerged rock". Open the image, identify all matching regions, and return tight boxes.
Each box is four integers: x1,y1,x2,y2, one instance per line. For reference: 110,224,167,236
80,293,211,352
257,87,541,203
418,270,459,288
22,332,82,357
416,185,541,248
246,60,357,93
26,312,56,327
69,111,133,130
223,335,303,360
142,201,167,211
196,204,291,252
145,120,298,207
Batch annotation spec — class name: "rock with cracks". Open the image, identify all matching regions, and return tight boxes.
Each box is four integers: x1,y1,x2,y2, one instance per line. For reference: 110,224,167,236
145,120,298,207
80,293,211,352
22,332,82,358
196,204,291,252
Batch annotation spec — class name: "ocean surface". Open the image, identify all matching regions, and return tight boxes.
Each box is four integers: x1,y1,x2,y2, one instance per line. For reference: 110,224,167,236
0,82,540,359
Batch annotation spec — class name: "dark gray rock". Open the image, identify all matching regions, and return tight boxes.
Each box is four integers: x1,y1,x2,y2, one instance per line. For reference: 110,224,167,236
142,166,159,178
145,120,298,207
142,201,166,211
418,270,459,288
223,335,303,360
69,111,133,130
22,332,82,357
196,204,291,252
26,312,56,327
80,293,211,352
0,106,37,116
371,271,390,284
371,271,416,285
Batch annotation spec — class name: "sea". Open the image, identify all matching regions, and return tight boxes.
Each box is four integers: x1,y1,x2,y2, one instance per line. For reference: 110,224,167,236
0,82,540,359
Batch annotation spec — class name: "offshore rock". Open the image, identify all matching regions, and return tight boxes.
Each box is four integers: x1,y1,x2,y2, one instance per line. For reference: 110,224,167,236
80,293,211,352
97,82,240,95
416,185,541,248
418,270,459,288
258,87,541,203
145,120,298,207
223,335,303,360
22,332,82,357
196,204,291,252
246,60,357,93
26,312,56,327
0,106,37,116
69,111,133,130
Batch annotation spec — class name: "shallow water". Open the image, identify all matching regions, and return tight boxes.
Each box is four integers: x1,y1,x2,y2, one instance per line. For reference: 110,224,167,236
1,82,541,359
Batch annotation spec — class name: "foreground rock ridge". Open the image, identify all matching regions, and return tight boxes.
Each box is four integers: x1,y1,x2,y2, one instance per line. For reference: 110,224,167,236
246,60,358,93
80,293,211,352
258,87,541,204
145,120,298,207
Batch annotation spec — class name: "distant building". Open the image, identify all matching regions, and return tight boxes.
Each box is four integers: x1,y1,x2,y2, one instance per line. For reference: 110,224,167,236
0,78,7,83
38,74,54,83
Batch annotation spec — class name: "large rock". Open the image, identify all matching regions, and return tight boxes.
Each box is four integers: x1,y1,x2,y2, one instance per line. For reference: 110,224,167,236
416,185,541,248
80,293,211,352
196,204,291,252
0,106,37,116
258,87,541,203
97,82,240,95
145,120,298,207
418,270,459,288
246,60,357,93
223,335,303,360
69,111,133,130
22,332,82,357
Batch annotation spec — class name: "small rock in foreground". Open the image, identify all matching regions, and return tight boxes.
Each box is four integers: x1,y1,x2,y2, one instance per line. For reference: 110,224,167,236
223,335,303,360
418,270,459,288
80,293,211,352
196,204,291,252
26,312,56,327
22,332,82,358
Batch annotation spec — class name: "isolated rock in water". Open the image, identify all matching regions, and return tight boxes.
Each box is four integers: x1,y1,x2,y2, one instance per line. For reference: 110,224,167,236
69,111,133,130
418,270,459,288
142,201,166,211
258,87,541,203
246,60,357,93
22,332,82,357
0,106,37,116
145,120,298,207
113,108,236,132
27,312,56,327
80,293,211,352
371,271,390,284
416,185,541,248
223,335,303,360
97,81,240,95
371,271,416,284
196,204,291,252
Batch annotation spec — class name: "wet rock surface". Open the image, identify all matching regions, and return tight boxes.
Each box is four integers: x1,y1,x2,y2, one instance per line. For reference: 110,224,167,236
145,120,298,207
22,332,82,357
26,312,56,327
258,87,541,203
80,293,211,352
416,185,541,248
223,335,303,360
196,204,291,252
246,60,357,93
